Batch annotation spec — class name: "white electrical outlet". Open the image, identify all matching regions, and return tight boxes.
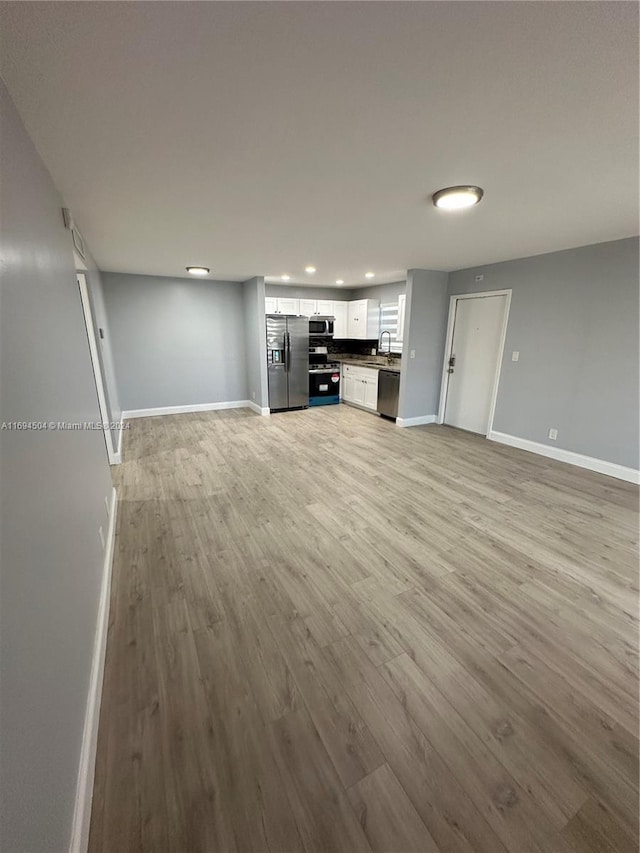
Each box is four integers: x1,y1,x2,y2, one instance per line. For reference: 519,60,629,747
548,428,558,440
410,349,416,359
371,348,376,356
98,526,105,549
512,351,519,362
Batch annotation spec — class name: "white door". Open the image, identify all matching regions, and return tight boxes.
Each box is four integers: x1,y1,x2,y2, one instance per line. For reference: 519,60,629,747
265,297,278,313
444,294,508,435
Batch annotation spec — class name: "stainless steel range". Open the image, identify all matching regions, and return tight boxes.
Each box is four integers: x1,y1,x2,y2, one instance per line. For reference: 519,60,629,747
309,346,340,406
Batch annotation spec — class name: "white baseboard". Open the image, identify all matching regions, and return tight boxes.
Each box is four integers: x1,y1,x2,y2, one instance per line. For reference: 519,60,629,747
246,400,270,416
488,431,640,484
122,400,252,420
396,414,437,428
69,487,118,853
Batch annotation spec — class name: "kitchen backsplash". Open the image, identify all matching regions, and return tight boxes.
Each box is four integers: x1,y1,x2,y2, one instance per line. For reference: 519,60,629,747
313,337,402,361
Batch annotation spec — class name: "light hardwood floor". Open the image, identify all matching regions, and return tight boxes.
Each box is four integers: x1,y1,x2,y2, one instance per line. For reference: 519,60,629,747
89,405,639,853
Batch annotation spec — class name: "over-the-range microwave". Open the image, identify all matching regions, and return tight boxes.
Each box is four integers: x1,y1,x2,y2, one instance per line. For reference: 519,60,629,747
309,316,334,337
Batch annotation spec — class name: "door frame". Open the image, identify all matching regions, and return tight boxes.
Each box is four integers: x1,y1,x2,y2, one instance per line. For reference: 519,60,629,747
77,272,121,465
437,289,512,434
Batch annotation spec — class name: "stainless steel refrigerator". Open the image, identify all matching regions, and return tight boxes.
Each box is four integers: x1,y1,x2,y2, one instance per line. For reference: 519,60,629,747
266,315,309,412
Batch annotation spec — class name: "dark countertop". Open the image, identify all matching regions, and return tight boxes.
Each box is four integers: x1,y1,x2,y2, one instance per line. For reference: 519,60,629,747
335,356,402,374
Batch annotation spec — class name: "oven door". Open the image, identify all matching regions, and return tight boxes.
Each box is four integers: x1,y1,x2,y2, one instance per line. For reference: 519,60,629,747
309,369,340,406
309,317,334,337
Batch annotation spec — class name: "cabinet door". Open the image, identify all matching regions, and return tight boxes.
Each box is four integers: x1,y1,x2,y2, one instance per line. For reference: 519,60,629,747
363,374,379,410
265,297,278,314
333,301,348,338
277,297,299,315
341,367,353,402
299,299,316,316
362,299,380,339
351,373,366,405
315,300,333,316
348,301,362,338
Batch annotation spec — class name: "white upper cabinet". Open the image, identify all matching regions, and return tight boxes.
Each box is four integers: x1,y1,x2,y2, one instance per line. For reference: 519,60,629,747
348,299,380,339
265,296,300,314
299,298,317,316
333,301,348,338
299,298,339,316
277,296,300,315
315,299,334,315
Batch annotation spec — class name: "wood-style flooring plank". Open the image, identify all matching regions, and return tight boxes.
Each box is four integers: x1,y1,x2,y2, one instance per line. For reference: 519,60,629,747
90,406,639,853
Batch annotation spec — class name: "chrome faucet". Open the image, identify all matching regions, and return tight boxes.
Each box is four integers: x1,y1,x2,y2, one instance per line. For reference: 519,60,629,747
379,330,392,363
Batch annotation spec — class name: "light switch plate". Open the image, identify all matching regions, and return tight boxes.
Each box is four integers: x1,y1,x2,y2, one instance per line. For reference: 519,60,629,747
512,351,519,362
548,428,558,440
410,349,416,359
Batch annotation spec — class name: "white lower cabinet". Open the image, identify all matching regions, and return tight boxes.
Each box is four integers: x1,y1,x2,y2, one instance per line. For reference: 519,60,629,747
341,364,379,412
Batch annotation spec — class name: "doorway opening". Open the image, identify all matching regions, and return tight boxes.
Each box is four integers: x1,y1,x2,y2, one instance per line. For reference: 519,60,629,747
77,272,121,464
437,290,511,436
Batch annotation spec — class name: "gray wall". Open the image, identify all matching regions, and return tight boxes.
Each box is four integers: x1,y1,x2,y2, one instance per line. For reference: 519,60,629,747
101,272,248,411
351,280,406,302
448,237,639,469
265,283,355,300
398,269,449,420
242,276,268,409
0,79,114,852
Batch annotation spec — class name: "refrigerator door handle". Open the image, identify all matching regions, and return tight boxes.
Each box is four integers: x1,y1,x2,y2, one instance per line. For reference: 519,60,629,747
285,332,291,372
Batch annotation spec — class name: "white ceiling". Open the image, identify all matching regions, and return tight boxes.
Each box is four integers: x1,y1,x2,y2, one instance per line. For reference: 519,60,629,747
0,1,637,287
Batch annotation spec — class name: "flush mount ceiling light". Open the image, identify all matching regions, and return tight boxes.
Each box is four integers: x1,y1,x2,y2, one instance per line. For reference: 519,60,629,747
305,266,316,274
186,266,210,276
365,271,375,279
281,274,290,281
335,279,344,285
432,185,484,210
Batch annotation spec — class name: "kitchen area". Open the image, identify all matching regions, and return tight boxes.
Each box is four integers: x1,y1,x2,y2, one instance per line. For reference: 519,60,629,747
265,284,405,420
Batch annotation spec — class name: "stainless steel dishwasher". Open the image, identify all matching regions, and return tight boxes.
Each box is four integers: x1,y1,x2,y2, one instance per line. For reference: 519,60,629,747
377,369,400,419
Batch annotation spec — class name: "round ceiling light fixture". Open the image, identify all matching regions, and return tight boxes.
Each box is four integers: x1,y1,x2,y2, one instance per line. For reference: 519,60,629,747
186,266,210,276
335,279,344,285
305,266,316,274
432,185,484,210
281,274,291,281
365,271,375,279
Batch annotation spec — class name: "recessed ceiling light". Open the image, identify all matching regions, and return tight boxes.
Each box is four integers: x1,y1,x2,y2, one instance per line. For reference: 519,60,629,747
305,266,316,274
432,185,484,210
365,271,375,279
186,266,209,276
336,279,344,285
281,274,290,281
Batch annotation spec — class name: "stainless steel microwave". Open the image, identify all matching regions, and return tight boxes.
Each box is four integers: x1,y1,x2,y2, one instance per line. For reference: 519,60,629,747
309,316,334,337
